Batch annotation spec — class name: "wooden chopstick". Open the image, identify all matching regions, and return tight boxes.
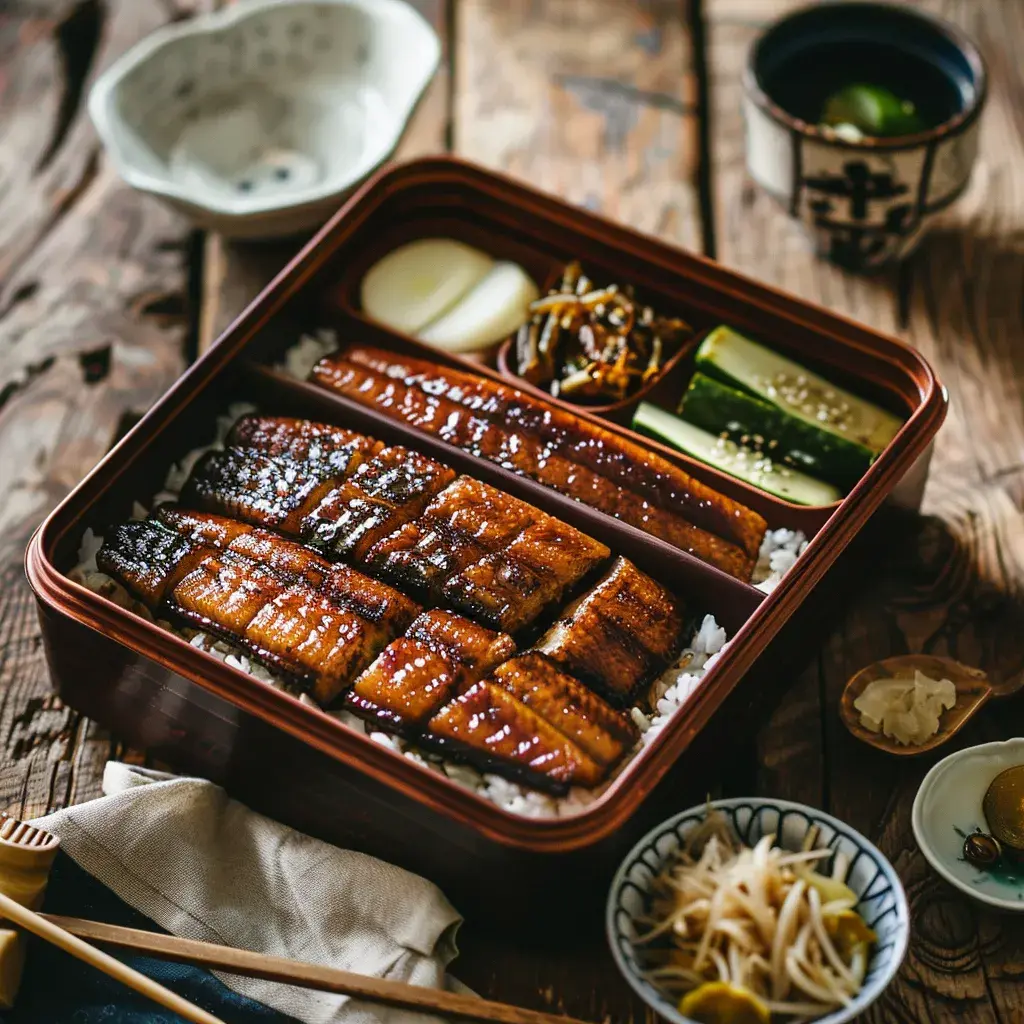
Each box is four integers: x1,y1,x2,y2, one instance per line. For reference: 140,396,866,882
43,914,594,1024
0,894,225,1024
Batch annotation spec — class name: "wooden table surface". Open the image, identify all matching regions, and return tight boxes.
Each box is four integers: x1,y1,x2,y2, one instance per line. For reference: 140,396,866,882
3,0,1024,1020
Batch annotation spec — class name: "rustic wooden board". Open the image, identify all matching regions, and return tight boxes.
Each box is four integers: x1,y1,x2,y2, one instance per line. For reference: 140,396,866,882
0,0,213,820
455,0,701,250
708,1,1024,1021
7,0,1024,1021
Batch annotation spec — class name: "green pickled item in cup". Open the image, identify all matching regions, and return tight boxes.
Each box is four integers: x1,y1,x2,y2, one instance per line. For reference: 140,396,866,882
820,83,925,138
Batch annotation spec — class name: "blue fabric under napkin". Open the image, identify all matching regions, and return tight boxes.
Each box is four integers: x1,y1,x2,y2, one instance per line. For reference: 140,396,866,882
1,851,296,1023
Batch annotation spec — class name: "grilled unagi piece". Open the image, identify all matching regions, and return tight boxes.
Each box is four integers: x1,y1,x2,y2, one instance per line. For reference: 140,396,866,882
96,520,207,606
227,415,381,478
419,476,538,547
490,653,638,768
311,347,766,580
155,506,331,586
406,609,516,673
344,610,514,731
366,476,535,600
345,638,462,731
425,681,603,792
181,448,335,534
369,476,607,630
242,584,390,703
433,494,608,633
441,553,560,633
302,446,455,560
168,550,288,636
98,519,413,703
504,517,609,579
321,564,420,633
537,557,685,706
364,516,485,601
311,357,467,440
234,563,415,703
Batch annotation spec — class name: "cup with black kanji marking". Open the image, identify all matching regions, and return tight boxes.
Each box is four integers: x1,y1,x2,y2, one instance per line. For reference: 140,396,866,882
742,2,986,272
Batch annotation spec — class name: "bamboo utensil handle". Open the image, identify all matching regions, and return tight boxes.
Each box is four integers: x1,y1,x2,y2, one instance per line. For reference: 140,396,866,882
43,913,594,1024
0,894,225,1024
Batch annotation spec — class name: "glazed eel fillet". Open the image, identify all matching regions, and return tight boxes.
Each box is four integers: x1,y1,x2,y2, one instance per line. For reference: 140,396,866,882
309,346,768,580
344,608,516,732
180,417,608,634
180,415,456,559
424,652,639,791
537,556,686,707
365,475,610,633
96,512,419,704
348,606,639,791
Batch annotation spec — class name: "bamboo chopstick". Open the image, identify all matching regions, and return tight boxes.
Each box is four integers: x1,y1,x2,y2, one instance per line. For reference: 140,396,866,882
0,894,225,1024
43,914,594,1024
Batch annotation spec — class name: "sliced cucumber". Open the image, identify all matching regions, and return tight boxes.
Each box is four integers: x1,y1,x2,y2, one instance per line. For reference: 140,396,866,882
633,402,841,506
679,372,871,489
821,84,924,138
695,325,903,455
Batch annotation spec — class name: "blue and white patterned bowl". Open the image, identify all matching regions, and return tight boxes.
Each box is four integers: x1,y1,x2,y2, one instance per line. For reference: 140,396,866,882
607,798,910,1024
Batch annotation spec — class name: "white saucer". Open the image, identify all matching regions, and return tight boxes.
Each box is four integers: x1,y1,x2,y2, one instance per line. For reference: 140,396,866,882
912,738,1024,911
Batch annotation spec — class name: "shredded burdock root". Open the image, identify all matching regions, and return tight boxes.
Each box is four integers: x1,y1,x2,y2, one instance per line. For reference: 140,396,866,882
634,810,875,1021
515,260,694,402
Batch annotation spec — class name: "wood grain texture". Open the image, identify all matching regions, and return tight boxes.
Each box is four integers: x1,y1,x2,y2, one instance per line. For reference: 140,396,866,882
455,0,701,251
196,0,452,353
0,0,209,821
6,1,1024,1021
708,1,1024,1021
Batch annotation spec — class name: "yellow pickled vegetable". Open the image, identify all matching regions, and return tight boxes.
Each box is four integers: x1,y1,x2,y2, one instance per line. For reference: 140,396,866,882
679,982,771,1024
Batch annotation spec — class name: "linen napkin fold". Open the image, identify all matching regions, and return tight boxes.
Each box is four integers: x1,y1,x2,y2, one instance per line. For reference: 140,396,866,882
31,762,463,1024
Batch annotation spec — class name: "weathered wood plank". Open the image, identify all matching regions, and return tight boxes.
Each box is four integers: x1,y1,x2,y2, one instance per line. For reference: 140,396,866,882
455,0,701,251
443,4,703,1018
196,0,452,353
0,0,211,821
708,0,1024,1021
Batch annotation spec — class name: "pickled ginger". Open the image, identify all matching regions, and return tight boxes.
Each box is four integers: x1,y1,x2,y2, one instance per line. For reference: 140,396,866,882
854,670,956,746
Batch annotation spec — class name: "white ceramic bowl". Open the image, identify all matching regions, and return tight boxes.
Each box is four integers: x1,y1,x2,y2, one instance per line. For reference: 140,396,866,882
88,0,440,238
607,798,909,1024
913,738,1024,911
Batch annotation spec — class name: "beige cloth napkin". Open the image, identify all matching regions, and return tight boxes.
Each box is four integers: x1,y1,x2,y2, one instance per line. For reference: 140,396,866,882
33,762,463,1024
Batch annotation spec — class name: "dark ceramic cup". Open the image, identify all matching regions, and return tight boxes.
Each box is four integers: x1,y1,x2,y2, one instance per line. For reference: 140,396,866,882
743,2,986,271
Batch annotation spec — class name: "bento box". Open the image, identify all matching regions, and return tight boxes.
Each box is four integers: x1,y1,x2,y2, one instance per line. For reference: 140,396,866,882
26,158,945,919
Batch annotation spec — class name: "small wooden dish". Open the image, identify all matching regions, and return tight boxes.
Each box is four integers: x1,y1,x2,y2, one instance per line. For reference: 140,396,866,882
840,654,1023,756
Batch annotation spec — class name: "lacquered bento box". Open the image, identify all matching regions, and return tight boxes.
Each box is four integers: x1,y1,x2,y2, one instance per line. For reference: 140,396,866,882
26,158,945,918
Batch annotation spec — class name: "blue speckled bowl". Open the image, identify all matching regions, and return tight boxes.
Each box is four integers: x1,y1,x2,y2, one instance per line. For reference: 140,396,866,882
607,798,910,1024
